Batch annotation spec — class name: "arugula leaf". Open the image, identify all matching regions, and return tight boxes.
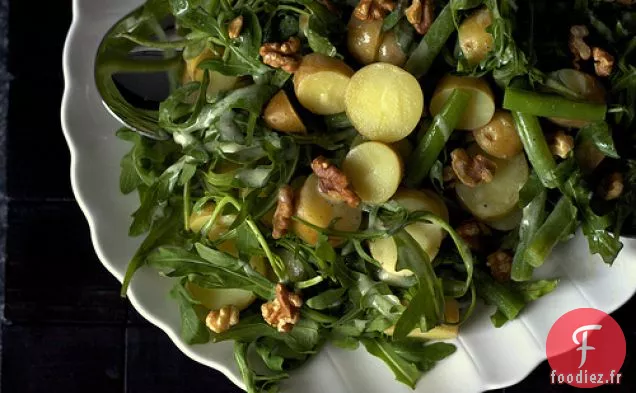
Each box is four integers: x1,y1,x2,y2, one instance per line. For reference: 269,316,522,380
307,288,347,310
513,279,560,302
171,278,210,344
360,338,421,389
576,122,619,159
393,230,444,338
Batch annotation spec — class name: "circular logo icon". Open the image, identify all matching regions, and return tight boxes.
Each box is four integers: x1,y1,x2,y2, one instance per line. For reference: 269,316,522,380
546,308,625,388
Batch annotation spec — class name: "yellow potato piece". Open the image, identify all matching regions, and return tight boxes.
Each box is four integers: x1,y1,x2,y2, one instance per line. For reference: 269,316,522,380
294,53,355,115
385,298,460,340
343,141,403,204
429,75,495,130
345,63,424,143
484,208,522,231
183,48,238,95
187,207,268,311
369,189,448,277
292,175,362,245
347,16,384,65
547,69,607,128
263,90,307,134
458,8,494,66
377,31,406,66
456,146,529,220
473,110,523,159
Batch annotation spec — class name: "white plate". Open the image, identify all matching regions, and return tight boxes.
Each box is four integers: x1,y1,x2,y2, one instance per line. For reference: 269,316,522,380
61,1,636,391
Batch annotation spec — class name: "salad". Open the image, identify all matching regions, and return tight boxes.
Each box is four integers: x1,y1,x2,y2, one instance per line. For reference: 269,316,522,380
96,0,636,391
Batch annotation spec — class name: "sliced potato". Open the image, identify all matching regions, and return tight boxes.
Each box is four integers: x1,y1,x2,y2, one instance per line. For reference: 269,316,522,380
458,8,494,66
369,189,449,277
473,110,523,159
345,63,424,142
377,31,407,66
183,48,238,95
429,75,495,130
547,69,607,128
343,141,403,204
347,16,384,65
456,146,529,220
293,53,355,115
292,174,363,245
385,298,460,340
484,208,522,231
263,90,307,134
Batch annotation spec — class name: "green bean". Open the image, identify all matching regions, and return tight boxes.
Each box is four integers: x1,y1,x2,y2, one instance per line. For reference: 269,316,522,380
503,88,607,122
511,111,560,188
511,190,546,281
405,89,471,187
474,270,525,321
404,4,455,78
525,196,578,268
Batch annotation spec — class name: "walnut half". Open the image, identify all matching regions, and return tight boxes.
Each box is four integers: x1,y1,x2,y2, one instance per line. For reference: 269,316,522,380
311,156,361,208
456,220,491,251
259,37,302,73
272,185,295,240
405,0,435,35
262,284,303,333
592,47,615,77
597,172,624,201
487,250,513,282
353,0,396,21
450,148,497,188
549,130,574,159
569,25,591,70
206,305,240,333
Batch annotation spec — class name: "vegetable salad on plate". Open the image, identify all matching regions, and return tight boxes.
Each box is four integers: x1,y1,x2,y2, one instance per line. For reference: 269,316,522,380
96,0,636,390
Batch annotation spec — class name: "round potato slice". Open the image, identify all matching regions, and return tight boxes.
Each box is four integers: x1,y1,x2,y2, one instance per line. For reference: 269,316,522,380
473,110,523,159
458,8,494,66
294,53,355,115
377,31,407,66
456,146,529,220
345,63,424,143
263,90,307,134
292,174,363,245
347,16,384,65
429,75,495,130
484,208,522,231
546,69,607,128
369,189,449,277
343,141,403,204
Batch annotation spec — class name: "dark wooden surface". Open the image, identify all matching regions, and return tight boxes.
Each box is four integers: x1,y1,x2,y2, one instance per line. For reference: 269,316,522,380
0,1,633,392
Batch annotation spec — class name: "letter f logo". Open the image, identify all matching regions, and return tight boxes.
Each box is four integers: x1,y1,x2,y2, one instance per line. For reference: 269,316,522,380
573,324,603,368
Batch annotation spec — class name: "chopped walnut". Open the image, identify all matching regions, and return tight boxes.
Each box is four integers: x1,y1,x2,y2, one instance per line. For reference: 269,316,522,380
450,148,497,188
549,130,574,159
228,15,243,39
487,250,513,282
272,186,295,240
259,37,302,73
262,284,303,333
353,0,396,21
405,0,435,35
311,156,361,208
598,172,624,201
456,220,491,251
569,25,591,70
206,305,240,333
592,47,615,77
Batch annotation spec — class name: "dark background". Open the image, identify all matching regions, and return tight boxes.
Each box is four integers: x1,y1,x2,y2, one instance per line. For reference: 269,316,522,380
0,1,634,392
